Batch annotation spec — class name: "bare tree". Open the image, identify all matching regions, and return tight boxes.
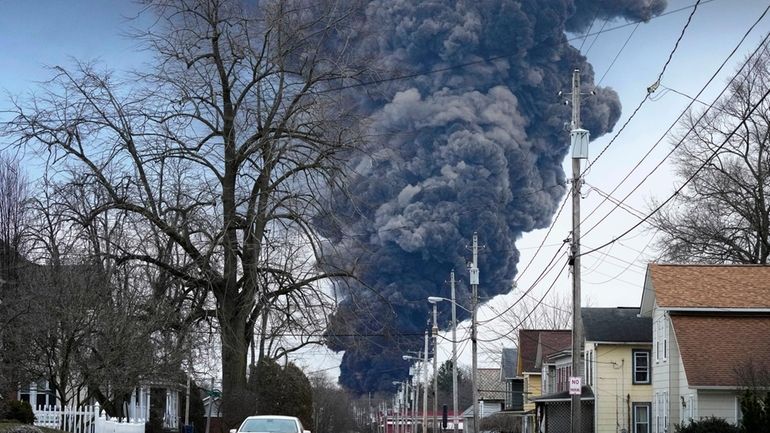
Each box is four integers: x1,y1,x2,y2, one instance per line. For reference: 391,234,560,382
13,174,191,416
0,153,31,401
6,0,365,425
309,373,356,433
490,289,572,351
651,42,770,264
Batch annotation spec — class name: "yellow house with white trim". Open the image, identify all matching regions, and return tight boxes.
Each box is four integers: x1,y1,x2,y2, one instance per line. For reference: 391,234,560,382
517,329,571,433
583,307,653,433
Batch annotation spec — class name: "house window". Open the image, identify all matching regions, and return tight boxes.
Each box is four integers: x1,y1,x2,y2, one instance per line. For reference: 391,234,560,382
660,315,668,361
585,350,594,386
655,319,661,362
633,350,651,384
655,316,669,363
655,392,665,433
18,380,56,408
633,403,651,433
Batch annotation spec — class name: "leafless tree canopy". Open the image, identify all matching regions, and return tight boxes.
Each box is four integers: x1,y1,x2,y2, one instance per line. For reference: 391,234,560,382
5,0,367,425
651,42,770,264
0,154,31,399
487,289,572,352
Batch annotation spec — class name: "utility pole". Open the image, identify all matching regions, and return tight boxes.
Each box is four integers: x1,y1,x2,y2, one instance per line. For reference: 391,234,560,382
413,359,420,433
432,302,439,433
423,331,429,433
470,233,480,433
450,271,459,433
569,68,589,433
395,390,400,433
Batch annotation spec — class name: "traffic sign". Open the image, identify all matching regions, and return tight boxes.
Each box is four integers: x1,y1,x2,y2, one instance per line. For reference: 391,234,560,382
569,377,581,395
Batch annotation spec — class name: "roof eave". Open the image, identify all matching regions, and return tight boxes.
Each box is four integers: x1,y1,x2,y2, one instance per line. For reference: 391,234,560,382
662,307,770,313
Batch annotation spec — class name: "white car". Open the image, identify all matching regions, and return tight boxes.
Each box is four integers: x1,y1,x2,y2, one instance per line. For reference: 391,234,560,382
231,415,310,433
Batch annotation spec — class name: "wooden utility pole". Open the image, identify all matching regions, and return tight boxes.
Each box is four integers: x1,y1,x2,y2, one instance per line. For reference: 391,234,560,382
423,331,429,433
450,271,459,433
470,233,479,433
569,68,589,433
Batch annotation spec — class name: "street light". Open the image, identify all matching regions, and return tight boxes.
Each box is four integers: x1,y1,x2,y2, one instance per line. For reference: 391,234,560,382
392,381,407,433
428,272,468,433
428,299,438,433
403,354,422,433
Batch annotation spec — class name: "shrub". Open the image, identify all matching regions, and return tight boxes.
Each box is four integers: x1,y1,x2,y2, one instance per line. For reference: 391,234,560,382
2,401,35,424
675,416,740,433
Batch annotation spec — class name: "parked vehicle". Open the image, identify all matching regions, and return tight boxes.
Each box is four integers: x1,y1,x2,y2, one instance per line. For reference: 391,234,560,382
230,416,310,433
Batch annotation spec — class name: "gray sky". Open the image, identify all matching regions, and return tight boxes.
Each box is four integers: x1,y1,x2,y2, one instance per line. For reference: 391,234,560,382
2,0,769,375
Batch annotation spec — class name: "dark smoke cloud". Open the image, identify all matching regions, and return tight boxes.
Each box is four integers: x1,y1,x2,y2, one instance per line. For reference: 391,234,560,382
320,0,665,394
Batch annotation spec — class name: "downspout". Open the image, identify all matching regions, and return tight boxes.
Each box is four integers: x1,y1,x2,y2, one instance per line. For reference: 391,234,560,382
626,394,631,433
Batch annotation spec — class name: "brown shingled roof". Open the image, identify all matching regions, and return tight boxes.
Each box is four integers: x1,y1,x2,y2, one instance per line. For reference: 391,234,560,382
649,264,770,309
536,331,573,368
672,315,770,387
517,329,571,374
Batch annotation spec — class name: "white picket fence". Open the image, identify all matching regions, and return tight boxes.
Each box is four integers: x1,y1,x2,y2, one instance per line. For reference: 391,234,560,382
33,404,145,433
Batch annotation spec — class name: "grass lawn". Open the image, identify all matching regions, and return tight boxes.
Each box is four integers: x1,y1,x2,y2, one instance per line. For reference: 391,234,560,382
0,422,65,433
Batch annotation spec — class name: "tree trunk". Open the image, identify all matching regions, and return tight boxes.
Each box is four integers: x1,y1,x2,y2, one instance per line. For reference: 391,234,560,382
220,312,252,429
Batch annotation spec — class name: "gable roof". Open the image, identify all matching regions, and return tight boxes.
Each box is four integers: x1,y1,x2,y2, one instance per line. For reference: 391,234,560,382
582,307,651,343
500,348,518,380
517,329,570,374
671,314,770,387
644,264,770,310
535,331,573,368
477,368,505,400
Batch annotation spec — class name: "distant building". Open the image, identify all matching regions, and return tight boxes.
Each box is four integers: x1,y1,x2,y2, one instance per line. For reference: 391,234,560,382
516,329,571,433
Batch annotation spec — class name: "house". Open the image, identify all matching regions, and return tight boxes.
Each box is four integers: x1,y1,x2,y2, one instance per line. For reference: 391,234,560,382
501,348,523,412
463,368,506,433
516,329,571,433
640,264,770,431
16,381,181,429
530,333,594,433
582,307,653,433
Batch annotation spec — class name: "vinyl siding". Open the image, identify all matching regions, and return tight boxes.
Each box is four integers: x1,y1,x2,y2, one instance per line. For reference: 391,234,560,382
590,342,652,433
523,373,541,412
696,391,740,425
651,306,688,433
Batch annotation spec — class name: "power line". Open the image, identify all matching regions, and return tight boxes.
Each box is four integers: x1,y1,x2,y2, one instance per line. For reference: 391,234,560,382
583,20,610,57
477,259,570,342
456,3,706,328
595,23,640,87
581,77,770,257
583,0,704,175
316,1,712,95
579,9,770,239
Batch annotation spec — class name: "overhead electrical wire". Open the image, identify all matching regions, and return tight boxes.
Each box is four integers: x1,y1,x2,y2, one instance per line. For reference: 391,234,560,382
289,0,727,355
429,1,708,334
583,0,703,175
580,81,770,257
470,1,709,330
315,0,713,95
580,24,770,241
595,23,640,87
477,259,570,342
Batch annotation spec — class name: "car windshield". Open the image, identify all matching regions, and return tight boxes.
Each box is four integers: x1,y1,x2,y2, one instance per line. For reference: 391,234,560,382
240,419,298,433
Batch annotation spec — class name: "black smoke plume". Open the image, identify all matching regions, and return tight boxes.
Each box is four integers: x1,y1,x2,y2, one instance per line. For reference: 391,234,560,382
320,0,666,394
